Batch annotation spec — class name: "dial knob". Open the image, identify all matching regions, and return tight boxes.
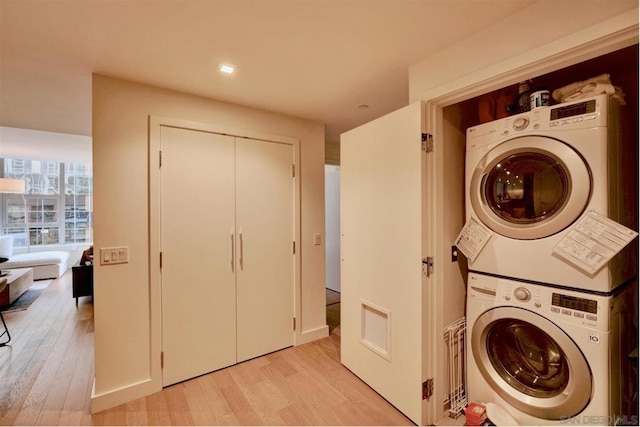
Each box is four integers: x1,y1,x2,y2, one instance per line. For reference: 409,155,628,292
513,117,530,131
514,287,531,302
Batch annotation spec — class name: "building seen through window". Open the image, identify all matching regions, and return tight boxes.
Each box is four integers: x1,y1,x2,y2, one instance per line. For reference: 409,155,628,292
1,158,93,247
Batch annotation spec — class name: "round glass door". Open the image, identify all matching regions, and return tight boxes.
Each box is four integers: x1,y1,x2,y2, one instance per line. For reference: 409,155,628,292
484,153,569,225
486,319,569,398
470,136,591,239
471,307,592,420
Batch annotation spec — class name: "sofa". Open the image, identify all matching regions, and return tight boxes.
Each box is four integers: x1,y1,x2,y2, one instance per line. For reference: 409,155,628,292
0,236,72,280
0,251,70,280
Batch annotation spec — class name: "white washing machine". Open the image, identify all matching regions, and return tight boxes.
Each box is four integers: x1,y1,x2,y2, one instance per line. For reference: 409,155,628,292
465,94,637,293
466,272,638,426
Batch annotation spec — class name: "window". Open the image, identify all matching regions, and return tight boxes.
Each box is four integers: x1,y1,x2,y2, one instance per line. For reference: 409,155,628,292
64,162,93,243
1,158,93,247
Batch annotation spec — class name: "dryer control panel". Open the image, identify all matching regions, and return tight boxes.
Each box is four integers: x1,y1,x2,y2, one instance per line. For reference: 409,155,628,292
466,94,610,151
550,98,596,121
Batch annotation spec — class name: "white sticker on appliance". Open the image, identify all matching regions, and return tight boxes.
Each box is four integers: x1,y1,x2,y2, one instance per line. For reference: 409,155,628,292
552,210,638,275
455,217,493,263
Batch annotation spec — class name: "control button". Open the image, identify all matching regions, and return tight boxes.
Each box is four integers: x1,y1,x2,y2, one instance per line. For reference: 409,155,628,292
504,295,511,301
574,312,584,318
533,124,540,129
573,117,583,122
562,309,571,316
550,122,559,127
586,314,597,321
534,302,542,308
514,287,531,302
585,114,597,120
551,307,560,313
513,117,530,131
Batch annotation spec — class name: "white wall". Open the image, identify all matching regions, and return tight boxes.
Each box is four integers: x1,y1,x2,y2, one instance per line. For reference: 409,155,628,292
409,2,638,103
325,164,340,292
91,74,327,412
0,126,91,163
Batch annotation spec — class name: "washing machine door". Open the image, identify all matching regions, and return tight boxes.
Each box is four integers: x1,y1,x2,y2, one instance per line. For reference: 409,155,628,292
470,136,591,239
471,306,592,420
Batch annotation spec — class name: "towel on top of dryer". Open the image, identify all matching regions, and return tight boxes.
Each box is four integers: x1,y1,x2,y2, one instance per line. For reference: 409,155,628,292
552,73,626,104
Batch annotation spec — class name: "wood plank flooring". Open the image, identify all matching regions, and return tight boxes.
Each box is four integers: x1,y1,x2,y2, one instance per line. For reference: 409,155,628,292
0,270,413,426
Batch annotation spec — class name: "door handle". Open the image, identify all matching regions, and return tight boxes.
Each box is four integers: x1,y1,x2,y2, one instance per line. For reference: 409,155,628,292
230,232,235,272
239,232,244,271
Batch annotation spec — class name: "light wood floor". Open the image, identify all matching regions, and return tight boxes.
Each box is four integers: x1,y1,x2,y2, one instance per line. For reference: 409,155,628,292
0,270,414,426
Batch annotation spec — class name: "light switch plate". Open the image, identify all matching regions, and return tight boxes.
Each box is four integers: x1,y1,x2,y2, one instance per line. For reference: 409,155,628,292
313,233,321,246
101,246,129,265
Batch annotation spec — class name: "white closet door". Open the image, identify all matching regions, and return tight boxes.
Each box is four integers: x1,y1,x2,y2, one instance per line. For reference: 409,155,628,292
160,126,237,386
235,138,294,362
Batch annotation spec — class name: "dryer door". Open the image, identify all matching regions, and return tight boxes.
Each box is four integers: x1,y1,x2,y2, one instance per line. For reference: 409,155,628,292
471,306,592,420
469,136,591,239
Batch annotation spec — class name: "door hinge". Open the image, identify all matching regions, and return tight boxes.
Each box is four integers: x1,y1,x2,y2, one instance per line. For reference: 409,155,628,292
421,133,433,153
292,164,296,177
161,351,164,369
159,150,162,167
293,241,296,254
422,378,433,400
293,317,296,330
160,252,163,269
422,256,434,277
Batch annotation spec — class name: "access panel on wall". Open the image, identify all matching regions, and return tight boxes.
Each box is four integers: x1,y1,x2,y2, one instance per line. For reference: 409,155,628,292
160,126,294,387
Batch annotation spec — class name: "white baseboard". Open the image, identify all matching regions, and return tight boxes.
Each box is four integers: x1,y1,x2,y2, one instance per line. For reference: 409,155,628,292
297,325,329,345
90,377,160,414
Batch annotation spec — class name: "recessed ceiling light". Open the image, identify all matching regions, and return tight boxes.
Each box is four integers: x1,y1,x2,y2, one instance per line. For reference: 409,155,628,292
220,65,235,74
358,104,369,110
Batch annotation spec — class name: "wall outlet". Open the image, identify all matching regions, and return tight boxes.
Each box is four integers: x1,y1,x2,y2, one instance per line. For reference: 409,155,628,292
101,246,129,265
313,233,322,246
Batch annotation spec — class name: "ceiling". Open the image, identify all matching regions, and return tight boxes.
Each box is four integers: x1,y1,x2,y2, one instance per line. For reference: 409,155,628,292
0,0,602,143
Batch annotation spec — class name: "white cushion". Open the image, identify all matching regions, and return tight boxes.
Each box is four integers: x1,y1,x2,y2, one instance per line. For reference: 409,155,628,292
2,251,70,268
0,236,13,259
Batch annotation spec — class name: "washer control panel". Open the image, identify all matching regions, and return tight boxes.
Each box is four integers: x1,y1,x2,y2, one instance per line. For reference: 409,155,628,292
492,280,605,329
513,287,531,302
468,272,610,331
550,292,598,320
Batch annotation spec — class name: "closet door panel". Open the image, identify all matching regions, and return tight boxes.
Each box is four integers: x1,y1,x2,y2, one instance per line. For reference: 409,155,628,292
160,127,237,386
235,138,294,362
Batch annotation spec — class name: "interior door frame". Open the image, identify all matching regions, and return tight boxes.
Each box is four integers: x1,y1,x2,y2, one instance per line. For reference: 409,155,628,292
420,12,637,424
148,115,301,388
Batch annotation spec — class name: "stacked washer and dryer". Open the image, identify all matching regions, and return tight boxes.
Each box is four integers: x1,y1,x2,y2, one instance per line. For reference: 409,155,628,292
464,93,638,426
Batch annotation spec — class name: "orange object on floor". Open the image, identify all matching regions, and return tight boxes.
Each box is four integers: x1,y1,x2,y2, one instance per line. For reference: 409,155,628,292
465,402,487,426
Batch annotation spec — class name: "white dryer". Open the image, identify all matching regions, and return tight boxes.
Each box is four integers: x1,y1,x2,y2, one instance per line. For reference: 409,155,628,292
465,94,637,293
465,272,638,426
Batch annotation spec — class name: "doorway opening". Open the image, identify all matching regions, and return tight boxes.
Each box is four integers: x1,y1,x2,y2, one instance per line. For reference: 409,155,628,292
325,164,340,333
